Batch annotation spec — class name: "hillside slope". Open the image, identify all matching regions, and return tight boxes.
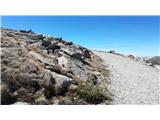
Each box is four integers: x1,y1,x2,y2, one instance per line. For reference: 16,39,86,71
94,51,159,104
1,28,111,105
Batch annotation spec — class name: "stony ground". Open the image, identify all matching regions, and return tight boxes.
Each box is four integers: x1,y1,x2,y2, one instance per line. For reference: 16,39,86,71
1,28,111,105
94,51,160,104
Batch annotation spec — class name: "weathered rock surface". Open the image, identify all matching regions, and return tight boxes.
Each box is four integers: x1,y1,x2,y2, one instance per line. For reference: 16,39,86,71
146,56,160,65
1,28,110,105
127,55,160,68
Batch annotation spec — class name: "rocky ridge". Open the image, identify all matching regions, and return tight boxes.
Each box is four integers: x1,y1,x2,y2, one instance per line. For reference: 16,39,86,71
107,50,160,69
1,28,111,105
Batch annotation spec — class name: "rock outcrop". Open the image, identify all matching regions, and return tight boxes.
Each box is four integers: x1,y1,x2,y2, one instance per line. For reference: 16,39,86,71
127,55,160,68
146,56,160,66
1,28,111,105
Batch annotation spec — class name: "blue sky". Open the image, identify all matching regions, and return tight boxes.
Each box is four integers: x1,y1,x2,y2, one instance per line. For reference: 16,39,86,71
1,16,159,56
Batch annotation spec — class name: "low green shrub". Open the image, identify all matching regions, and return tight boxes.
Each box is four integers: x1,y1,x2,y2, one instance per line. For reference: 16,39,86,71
76,82,109,104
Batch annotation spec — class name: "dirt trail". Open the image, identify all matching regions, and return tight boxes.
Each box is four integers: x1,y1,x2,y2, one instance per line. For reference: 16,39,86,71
94,51,160,104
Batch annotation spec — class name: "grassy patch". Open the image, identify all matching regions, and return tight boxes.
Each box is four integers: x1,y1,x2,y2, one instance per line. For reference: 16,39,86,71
76,81,110,104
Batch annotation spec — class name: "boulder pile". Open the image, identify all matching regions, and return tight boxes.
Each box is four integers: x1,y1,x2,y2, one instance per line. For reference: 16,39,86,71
127,54,160,68
1,28,111,105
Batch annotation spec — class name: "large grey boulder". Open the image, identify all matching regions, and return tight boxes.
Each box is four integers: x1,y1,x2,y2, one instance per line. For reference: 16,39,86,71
41,40,52,47
28,51,58,66
82,49,91,58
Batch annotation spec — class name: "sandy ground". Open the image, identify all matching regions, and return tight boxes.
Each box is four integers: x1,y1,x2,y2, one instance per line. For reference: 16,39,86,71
94,51,160,104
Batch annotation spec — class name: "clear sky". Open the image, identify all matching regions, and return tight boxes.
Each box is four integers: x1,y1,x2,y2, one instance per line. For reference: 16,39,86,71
1,16,159,56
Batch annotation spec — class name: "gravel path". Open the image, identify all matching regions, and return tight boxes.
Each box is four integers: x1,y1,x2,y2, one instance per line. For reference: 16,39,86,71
94,51,160,104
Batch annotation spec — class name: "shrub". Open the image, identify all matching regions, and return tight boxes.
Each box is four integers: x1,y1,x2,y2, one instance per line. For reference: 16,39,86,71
76,81,109,104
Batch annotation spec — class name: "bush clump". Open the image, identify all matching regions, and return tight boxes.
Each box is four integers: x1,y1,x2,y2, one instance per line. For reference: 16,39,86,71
76,81,109,104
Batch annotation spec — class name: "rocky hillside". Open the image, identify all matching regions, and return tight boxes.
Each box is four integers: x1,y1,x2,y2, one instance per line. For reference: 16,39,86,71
1,28,111,105
146,56,160,66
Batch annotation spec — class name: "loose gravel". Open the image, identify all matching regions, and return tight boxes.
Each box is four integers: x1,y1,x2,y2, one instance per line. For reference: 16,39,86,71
94,51,160,104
